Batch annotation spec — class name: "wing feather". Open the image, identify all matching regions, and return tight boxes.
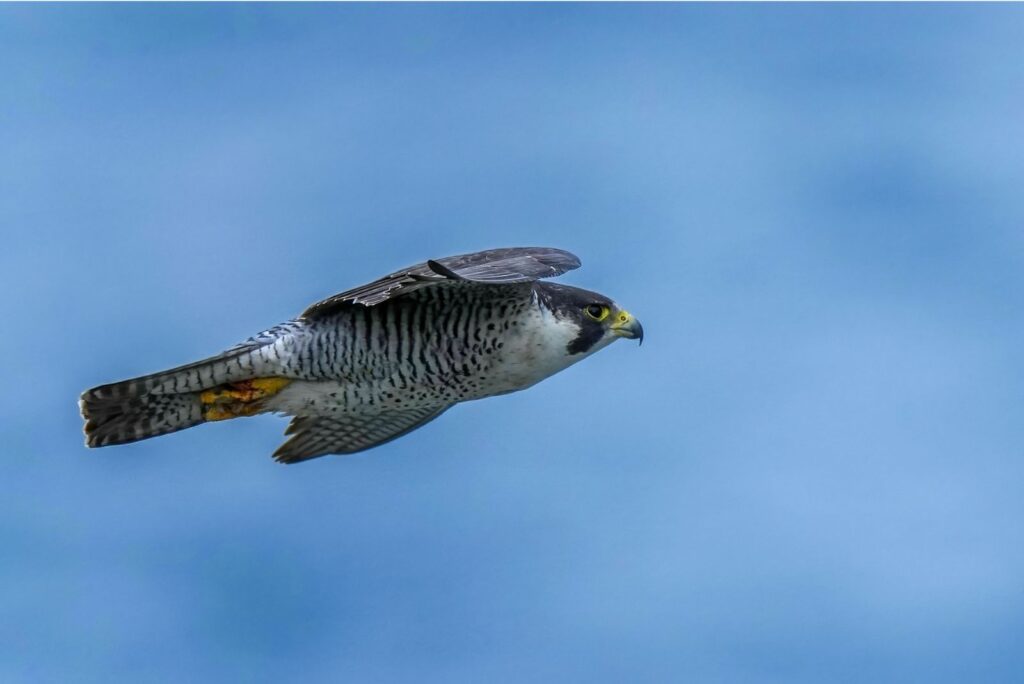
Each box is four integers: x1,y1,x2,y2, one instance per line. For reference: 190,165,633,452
301,247,580,318
272,405,452,463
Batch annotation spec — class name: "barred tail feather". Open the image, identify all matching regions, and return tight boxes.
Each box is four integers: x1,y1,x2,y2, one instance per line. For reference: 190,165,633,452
80,389,205,447
80,347,262,448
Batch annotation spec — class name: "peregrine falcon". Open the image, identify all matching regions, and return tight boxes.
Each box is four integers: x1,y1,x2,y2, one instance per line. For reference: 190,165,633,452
80,247,643,463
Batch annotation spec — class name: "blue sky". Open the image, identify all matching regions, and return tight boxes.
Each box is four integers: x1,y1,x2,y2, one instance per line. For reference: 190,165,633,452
2,4,1024,682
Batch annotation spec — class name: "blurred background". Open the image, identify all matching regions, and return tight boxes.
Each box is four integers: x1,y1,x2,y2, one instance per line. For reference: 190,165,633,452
2,4,1023,682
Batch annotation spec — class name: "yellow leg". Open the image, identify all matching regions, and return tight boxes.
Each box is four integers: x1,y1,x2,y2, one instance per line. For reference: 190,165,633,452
201,377,292,422
203,405,238,422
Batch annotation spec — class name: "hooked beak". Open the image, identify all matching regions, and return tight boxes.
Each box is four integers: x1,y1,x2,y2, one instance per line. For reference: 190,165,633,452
610,309,644,345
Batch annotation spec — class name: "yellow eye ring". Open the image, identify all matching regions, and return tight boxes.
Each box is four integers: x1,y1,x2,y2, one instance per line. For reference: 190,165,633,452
584,304,610,322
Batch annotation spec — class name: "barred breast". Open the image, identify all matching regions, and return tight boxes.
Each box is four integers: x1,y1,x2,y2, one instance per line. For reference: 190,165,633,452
261,284,576,417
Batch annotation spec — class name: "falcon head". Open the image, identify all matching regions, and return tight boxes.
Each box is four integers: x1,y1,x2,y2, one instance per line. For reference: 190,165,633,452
536,282,644,356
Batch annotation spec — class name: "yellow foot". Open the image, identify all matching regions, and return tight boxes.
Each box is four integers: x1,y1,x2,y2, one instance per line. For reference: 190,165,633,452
201,377,292,421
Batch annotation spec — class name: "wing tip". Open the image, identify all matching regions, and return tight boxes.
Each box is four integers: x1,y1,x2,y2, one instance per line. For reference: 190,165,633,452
535,247,581,272
271,442,326,465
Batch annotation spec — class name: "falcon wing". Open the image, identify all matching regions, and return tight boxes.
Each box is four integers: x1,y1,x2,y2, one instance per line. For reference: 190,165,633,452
301,247,581,318
272,405,452,464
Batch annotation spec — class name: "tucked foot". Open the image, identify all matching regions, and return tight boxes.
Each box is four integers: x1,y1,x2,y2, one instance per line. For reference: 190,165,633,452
201,377,292,422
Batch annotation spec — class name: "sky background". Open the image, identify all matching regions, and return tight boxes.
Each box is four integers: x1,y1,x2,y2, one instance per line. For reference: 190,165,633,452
2,4,1024,682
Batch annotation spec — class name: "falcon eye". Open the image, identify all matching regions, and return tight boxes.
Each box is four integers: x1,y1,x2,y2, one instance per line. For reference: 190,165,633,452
584,304,610,322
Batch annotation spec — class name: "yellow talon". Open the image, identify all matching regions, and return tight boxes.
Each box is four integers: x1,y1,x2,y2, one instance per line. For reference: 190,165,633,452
201,377,291,421
204,406,237,422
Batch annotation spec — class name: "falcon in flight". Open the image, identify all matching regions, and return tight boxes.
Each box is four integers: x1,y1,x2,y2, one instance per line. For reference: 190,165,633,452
80,247,643,463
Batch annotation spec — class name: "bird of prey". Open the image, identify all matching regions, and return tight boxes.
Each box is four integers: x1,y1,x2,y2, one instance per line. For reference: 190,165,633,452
80,247,643,463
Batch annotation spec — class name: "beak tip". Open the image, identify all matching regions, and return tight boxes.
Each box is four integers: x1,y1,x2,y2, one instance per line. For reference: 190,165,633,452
611,312,644,345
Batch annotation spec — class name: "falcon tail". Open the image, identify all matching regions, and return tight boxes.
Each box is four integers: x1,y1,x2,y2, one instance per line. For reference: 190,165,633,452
80,349,291,448
80,385,206,447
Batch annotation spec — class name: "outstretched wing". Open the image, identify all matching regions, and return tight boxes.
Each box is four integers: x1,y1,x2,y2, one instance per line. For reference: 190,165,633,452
301,247,581,318
272,405,453,464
